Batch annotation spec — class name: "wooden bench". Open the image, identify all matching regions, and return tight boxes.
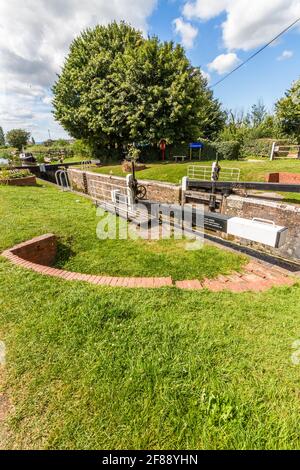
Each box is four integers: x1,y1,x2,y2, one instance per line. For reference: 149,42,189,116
173,155,188,163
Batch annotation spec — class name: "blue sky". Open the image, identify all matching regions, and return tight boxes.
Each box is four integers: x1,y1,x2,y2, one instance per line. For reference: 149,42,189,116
150,0,300,112
0,0,299,141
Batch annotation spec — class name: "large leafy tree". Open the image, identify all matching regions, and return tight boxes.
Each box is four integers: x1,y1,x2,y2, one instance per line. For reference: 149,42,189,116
53,22,224,152
6,129,30,150
0,126,5,146
275,78,300,143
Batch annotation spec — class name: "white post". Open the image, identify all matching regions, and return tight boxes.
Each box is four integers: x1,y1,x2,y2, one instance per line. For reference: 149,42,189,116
126,174,134,207
182,176,188,191
270,141,276,161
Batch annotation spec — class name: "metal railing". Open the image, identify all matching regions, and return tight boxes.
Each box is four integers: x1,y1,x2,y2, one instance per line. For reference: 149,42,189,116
88,177,132,205
55,170,71,191
88,176,153,223
187,165,240,182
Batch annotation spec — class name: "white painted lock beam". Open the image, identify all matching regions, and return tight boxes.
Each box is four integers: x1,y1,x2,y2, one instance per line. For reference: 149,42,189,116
227,217,288,248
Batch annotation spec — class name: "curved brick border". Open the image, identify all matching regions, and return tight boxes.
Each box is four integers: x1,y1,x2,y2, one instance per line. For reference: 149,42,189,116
1,234,297,292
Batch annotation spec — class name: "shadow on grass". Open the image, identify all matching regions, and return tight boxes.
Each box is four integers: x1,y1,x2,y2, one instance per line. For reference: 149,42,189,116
55,240,76,267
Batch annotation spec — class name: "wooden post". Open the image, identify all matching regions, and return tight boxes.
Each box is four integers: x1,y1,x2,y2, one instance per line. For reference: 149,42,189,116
270,141,276,161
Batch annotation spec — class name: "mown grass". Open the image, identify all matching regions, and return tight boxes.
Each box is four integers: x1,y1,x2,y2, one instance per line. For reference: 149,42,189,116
1,261,300,449
1,183,300,450
92,159,300,184
93,160,300,203
0,184,245,280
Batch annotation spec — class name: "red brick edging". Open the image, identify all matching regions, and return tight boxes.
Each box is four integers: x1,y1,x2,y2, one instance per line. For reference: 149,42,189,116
1,234,297,292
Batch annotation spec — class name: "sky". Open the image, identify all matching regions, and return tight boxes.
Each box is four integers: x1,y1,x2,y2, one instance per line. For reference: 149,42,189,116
0,0,300,142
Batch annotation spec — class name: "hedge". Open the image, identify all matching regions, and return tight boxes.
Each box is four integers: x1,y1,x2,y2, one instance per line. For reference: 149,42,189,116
241,139,273,158
81,140,241,163
211,141,240,160
167,140,241,161
240,138,299,159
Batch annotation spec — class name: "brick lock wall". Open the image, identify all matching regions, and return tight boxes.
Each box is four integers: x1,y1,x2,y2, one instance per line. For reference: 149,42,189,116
138,179,181,204
68,168,181,204
68,169,87,193
222,195,300,261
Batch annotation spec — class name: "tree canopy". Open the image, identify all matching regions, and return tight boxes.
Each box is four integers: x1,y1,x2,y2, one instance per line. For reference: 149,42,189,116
53,22,225,152
6,129,30,150
276,78,300,143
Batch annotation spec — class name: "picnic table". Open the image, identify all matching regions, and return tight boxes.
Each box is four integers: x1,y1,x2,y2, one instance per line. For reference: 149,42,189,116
173,155,188,162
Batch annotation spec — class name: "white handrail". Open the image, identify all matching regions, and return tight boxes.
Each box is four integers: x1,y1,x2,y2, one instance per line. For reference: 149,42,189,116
187,165,240,182
55,170,70,191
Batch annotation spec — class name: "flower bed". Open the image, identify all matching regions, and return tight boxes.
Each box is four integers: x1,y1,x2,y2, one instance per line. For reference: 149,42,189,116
0,169,36,186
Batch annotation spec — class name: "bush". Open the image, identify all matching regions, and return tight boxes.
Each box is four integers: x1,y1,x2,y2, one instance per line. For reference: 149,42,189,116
212,141,241,160
170,140,240,161
71,140,91,159
241,139,273,158
0,169,32,181
240,138,298,159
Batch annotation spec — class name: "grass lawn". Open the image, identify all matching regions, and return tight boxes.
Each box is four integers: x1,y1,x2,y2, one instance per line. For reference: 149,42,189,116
92,159,300,203
0,184,245,280
1,183,300,449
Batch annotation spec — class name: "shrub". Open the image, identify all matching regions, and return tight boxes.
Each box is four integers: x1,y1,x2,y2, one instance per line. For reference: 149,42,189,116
170,140,240,161
127,145,141,162
0,169,32,181
71,140,91,159
212,141,241,160
241,139,273,158
122,161,146,172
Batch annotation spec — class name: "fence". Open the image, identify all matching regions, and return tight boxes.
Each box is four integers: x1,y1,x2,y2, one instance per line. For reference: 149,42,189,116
270,142,300,160
187,165,240,182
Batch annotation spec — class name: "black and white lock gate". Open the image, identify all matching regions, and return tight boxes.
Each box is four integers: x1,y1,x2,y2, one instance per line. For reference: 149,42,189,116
202,211,288,248
182,176,300,195
157,204,288,249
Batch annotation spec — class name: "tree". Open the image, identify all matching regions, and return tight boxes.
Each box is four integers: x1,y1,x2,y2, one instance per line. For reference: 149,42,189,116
250,99,267,127
53,22,224,154
31,137,36,145
53,139,69,147
275,78,300,143
6,129,30,150
0,126,5,146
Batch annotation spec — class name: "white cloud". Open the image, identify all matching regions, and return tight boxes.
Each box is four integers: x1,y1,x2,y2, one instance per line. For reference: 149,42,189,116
173,17,198,48
183,0,229,20
183,0,300,51
208,52,240,75
0,0,157,139
277,49,294,60
42,96,53,105
201,70,211,83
